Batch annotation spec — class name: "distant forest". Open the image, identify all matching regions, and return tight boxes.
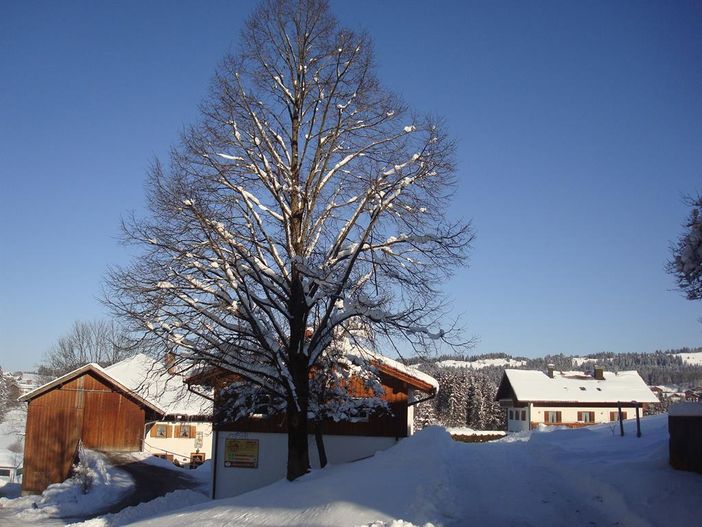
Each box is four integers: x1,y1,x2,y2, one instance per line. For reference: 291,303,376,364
410,347,702,432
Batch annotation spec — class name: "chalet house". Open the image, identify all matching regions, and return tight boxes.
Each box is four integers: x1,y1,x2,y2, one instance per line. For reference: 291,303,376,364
189,348,438,499
496,366,659,432
19,354,212,494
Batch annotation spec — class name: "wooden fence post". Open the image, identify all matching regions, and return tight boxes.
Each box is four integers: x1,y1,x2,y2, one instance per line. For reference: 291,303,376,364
618,402,624,436
635,404,641,438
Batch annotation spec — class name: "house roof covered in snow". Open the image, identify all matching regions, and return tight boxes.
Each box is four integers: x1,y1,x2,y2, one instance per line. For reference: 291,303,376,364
344,345,438,394
104,354,212,417
188,344,438,396
496,369,659,404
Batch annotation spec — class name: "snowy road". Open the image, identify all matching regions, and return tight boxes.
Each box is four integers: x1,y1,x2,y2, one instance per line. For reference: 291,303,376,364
0,453,209,527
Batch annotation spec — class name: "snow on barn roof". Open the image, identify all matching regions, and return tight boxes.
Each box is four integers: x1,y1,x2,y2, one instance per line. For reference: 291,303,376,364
104,354,212,418
499,369,659,404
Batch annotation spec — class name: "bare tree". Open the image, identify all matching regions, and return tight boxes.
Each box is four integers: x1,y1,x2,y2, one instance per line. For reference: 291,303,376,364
40,319,140,378
668,194,702,302
107,0,471,481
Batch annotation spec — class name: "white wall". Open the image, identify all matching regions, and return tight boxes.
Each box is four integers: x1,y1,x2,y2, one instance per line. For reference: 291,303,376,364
506,406,530,432
143,422,213,464
505,405,635,432
213,432,398,499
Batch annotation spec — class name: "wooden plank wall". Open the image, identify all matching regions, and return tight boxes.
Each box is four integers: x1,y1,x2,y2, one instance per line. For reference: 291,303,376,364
669,415,702,473
22,372,145,494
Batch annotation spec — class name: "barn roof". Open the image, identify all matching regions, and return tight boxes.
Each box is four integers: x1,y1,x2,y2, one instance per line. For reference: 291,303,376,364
496,369,659,404
18,363,164,414
104,354,212,417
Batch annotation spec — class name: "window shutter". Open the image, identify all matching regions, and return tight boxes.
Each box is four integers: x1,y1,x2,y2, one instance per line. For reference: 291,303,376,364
165,424,173,438
622,412,627,420
556,411,562,422
190,425,197,438
150,425,158,438
577,411,582,421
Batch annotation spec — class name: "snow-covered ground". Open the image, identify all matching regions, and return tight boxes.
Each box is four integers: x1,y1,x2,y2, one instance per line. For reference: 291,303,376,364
674,352,702,366
2,414,699,526
0,449,134,524
101,414,698,527
436,358,526,369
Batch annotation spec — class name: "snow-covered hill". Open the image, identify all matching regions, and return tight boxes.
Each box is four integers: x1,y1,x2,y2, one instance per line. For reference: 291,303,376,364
675,352,702,366
98,414,701,527
435,358,526,369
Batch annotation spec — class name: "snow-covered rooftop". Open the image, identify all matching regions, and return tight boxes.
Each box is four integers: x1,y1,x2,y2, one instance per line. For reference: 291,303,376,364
104,354,212,418
500,369,659,404
343,344,438,393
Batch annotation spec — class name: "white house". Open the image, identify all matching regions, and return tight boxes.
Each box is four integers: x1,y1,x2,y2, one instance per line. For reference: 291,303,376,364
104,354,213,466
496,365,659,432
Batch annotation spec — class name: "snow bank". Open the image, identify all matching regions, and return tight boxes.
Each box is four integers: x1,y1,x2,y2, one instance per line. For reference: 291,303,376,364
70,489,208,527
117,414,702,527
0,448,133,521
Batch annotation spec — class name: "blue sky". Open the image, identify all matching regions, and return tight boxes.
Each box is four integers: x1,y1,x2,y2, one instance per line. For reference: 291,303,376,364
1,1,700,372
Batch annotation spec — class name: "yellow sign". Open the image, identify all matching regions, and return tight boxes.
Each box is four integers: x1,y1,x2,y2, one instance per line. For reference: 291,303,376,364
224,438,259,468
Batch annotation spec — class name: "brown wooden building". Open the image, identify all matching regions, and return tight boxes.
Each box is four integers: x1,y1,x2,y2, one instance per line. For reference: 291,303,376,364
19,364,161,494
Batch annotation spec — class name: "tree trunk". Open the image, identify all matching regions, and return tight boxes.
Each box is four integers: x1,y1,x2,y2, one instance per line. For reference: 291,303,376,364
314,420,328,468
286,397,310,480
286,348,310,481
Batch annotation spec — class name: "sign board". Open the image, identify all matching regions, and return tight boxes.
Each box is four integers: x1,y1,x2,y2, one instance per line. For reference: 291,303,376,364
224,438,259,468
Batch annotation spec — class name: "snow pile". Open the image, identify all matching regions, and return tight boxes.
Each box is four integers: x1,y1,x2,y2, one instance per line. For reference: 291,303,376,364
0,448,133,521
117,415,701,527
70,489,208,527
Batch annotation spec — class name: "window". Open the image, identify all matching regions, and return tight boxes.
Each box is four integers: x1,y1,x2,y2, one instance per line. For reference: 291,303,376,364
0,468,10,477
150,423,172,439
521,410,526,421
545,411,561,424
179,424,192,438
509,410,513,420
577,411,595,423
610,411,628,421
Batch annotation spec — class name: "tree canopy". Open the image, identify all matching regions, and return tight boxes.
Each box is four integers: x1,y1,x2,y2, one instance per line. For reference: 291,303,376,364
668,194,702,302
107,0,471,480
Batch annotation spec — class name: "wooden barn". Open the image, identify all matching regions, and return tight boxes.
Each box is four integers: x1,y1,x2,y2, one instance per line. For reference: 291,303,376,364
18,364,162,494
